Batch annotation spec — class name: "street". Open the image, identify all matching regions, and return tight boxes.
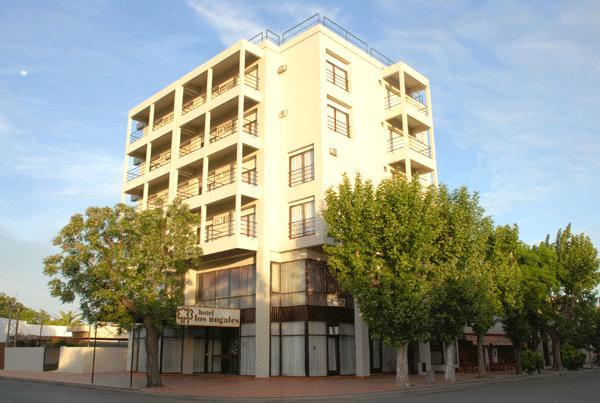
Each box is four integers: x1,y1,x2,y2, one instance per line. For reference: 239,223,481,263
0,370,598,403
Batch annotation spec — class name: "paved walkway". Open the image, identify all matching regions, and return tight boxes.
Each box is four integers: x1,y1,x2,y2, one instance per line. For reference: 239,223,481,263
0,370,525,399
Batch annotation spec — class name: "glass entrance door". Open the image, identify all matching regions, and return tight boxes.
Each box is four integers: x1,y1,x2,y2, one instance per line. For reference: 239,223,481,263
327,325,340,375
192,327,240,374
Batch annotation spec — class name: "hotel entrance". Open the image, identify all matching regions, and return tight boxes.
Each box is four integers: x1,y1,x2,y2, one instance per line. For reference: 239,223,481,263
192,327,240,374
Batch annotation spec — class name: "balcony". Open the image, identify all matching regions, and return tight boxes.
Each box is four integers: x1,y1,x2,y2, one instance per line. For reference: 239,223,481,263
209,119,237,144
243,120,258,137
182,95,206,114
179,136,203,157
176,180,202,201
388,134,431,158
205,216,257,242
149,150,171,171
405,94,429,115
289,217,316,239
212,75,238,98
147,189,169,209
384,87,402,109
127,163,145,181
153,111,174,131
289,164,314,187
207,168,235,191
327,116,350,137
241,167,257,185
129,127,149,144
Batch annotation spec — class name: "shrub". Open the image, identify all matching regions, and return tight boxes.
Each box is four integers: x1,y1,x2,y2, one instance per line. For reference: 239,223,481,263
561,344,586,370
521,349,544,374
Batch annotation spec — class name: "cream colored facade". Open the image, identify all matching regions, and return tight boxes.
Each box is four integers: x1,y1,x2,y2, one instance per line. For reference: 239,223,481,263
122,20,437,378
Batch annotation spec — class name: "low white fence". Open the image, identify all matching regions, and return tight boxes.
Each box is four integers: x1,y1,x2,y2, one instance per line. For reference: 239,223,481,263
57,346,127,373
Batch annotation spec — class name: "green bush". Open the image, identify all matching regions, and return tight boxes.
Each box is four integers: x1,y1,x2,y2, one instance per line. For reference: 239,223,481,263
561,344,586,370
521,349,544,374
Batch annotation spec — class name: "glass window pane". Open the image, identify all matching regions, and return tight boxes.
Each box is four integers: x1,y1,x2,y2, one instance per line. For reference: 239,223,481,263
216,270,229,299
230,268,240,297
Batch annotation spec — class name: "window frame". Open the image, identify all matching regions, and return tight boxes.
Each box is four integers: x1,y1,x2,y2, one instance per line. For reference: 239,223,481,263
288,199,316,239
327,105,350,137
288,148,315,187
326,60,349,91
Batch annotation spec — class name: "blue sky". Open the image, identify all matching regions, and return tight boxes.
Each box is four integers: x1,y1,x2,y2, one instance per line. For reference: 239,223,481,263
1,0,599,314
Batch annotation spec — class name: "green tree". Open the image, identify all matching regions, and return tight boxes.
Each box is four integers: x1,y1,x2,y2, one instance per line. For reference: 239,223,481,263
323,175,437,387
427,186,491,382
51,310,83,326
548,224,600,370
43,200,202,387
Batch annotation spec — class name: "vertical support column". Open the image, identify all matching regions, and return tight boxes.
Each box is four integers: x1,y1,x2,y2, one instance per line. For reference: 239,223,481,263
425,85,438,186
398,68,412,180
206,68,213,104
181,329,194,375
149,104,156,132
170,86,184,201
234,48,246,239
354,303,371,377
143,143,152,208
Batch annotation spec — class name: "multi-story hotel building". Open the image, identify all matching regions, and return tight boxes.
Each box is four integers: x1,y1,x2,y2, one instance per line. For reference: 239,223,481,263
123,16,438,377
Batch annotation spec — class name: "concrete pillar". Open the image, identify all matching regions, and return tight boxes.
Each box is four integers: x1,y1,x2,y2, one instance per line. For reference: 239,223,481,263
181,329,194,375
425,85,438,186
398,68,412,179
354,303,370,377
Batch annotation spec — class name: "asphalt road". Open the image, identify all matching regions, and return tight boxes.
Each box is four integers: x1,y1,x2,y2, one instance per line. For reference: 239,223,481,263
0,370,598,403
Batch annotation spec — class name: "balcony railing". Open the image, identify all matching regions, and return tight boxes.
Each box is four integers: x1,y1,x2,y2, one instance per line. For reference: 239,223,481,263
327,116,350,137
405,95,429,115
387,136,404,153
242,167,257,185
244,74,259,90
209,120,236,143
127,163,145,181
326,68,348,91
182,95,206,114
205,220,234,241
243,120,258,136
149,150,171,171
408,137,431,158
176,180,202,200
240,216,257,238
179,136,203,157
153,111,174,130
385,88,402,109
147,191,168,209
289,217,316,239
129,127,148,143
212,75,238,97
289,164,314,187
207,168,235,191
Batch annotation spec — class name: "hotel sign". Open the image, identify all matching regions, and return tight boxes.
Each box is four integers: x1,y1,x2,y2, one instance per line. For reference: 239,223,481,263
176,306,240,327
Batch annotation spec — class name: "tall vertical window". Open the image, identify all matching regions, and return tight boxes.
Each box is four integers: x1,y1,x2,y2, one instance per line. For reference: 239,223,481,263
327,105,350,137
289,199,315,239
289,148,314,187
326,61,349,91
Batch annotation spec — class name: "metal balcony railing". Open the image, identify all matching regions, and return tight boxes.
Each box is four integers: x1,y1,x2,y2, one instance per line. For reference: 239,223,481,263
127,163,145,181
205,220,234,241
176,181,202,200
207,169,235,191
405,95,429,115
327,116,350,137
149,150,171,171
212,75,238,97
129,127,148,143
326,68,348,91
408,137,432,158
153,111,174,130
242,167,257,185
244,74,259,90
385,88,402,109
288,164,314,187
179,136,203,157
387,136,404,153
182,95,206,114
209,120,236,143
147,192,168,209
240,216,257,238
243,120,258,136
248,14,395,66
289,217,316,239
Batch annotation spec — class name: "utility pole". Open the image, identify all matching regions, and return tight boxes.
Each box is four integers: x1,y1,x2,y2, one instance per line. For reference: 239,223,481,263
5,303,13,343
39,312,44,347
13,307,21,347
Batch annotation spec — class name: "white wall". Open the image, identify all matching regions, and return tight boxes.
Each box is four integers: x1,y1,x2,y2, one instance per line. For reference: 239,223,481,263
57,346,128,373
0,318,71,341
4,347,45,371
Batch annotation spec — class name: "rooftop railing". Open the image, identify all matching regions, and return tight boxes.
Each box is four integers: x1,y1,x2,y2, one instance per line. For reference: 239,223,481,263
249,14,395,66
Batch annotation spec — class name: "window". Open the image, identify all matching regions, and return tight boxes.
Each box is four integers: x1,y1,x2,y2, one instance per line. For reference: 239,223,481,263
327,105,350,137
196,265,256,309
289,199,315,239
271,260,306,307
326,61,348,91
289,148,314,187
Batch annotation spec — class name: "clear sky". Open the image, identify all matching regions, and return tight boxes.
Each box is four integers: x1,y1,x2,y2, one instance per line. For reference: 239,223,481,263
1,0,599,315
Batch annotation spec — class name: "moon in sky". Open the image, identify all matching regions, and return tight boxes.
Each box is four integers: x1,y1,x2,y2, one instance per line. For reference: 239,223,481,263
20,70,28,76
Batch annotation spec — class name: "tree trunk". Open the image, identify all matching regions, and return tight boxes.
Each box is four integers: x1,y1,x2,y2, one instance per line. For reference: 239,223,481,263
551,334,562,371
143,318,163,387
444,341,456,383
477,333,487,376
395,344,410,388
514,347,522,374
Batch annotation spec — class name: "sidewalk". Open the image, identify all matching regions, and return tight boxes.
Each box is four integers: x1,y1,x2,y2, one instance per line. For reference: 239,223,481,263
0,369,551,399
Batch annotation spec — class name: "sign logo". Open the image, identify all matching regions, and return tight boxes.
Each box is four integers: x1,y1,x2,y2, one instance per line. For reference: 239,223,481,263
176,306,240,327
